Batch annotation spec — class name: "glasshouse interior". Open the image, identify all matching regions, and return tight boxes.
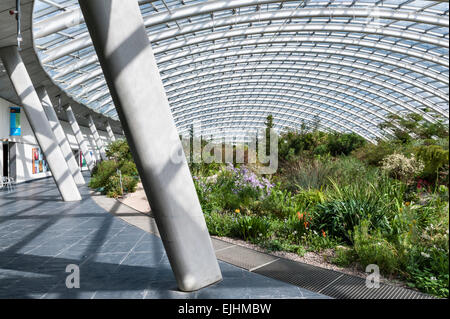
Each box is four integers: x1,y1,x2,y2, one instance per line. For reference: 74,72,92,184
0,0,448,301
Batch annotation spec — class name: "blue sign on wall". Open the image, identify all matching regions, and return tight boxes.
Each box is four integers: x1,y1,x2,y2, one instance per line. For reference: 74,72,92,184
10,107,21,136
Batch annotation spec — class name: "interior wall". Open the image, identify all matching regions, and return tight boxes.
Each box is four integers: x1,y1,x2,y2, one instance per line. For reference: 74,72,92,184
0,96,117,183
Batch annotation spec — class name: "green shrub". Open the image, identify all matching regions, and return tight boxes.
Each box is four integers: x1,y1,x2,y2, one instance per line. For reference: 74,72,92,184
262,238,306,256
279,157,378,193
326,132,366,156
91,162,99,177
89,140,140,197
259,186,300,218
353,140,398,166
278,130,365,160
409,269,449,298
197,164,274,214
303,231,340,252
231,215,271,241
381,153,424,184
353,220,400,275
416,145,449,182
313,199,387,243
122,175,138,193
89,160,118,189
279,159,334,191
294,189,326,209
105,174,122,198
379,111,449,142
106,139,133,161
119,160,138,177
333,246,357,267
327,157,380,187
204,212,234,237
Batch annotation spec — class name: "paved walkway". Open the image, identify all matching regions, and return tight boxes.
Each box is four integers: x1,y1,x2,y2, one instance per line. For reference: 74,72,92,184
0,176,326,299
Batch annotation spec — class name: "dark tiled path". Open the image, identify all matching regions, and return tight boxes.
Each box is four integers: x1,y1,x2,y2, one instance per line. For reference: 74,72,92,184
0,176,326,299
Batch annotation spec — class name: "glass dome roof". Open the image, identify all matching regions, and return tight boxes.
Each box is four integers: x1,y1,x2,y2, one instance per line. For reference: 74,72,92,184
32,0,449,142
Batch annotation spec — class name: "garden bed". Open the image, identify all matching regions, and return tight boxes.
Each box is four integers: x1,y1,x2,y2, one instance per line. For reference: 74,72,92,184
90,114,449,298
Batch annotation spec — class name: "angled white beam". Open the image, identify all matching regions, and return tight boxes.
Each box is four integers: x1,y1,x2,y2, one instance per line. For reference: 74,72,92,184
0,46,81,202
87,115,107,161
37,86,85,186
78,0,222,292
105,121,116,142
65,106,96,172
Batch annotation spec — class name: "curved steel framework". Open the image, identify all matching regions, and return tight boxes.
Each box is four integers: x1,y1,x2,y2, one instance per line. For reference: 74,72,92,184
32,0,449,141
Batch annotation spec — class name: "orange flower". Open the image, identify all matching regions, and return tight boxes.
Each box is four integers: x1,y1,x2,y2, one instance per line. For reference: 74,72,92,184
321,230,326,238
304,221,309,229
297,212,304,220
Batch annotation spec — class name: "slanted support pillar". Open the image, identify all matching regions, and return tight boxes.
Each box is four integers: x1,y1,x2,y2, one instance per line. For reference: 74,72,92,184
0,46,81,201
105,121,116,142
37,87,85,185
78,0,222,291
87,114,107,160
65,106,96,172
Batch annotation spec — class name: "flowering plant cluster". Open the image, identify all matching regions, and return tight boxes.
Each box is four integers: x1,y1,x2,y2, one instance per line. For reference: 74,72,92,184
381,153,424,183
225,163,274,197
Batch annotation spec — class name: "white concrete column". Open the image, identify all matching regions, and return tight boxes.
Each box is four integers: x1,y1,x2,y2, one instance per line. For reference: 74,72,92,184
105,121,116,142
86,135,100,162
37,87,85,185
65,106,96,172
0,46,81,201
78,0,222,291
87,114,107,160
0,144,3,177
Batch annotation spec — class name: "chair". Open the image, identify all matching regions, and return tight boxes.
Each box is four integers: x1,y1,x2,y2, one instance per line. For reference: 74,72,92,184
1,177,15,192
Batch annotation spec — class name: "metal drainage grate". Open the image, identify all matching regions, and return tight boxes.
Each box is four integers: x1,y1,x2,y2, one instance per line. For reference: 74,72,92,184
253,258,342,292
216,245,279,271
253,258,434,299
211,239,234,251
320,274,433,299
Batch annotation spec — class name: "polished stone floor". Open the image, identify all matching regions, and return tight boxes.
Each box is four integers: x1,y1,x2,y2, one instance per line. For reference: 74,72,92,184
0,175,326,299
